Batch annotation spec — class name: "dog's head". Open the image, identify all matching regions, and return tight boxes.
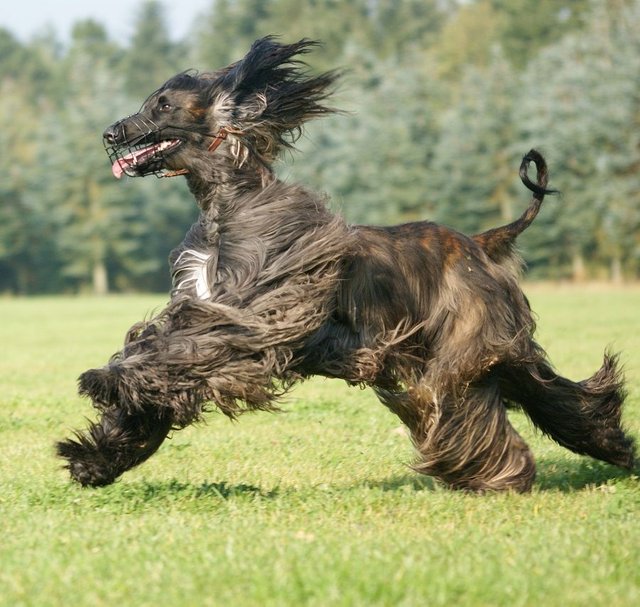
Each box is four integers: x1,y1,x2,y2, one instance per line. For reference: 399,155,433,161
103,37,338,179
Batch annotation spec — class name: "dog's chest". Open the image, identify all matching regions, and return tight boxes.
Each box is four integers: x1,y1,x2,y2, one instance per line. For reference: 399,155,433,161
171,249,213,299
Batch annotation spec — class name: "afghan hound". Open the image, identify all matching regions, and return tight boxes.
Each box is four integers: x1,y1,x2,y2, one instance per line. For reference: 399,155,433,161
57,37,635,492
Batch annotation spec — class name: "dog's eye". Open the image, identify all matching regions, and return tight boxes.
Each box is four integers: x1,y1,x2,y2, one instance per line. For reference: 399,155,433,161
158,97,172,112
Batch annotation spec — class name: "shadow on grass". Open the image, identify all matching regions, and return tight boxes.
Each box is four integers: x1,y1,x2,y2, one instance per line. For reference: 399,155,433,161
129,459,635,503
534,456,636,492
59,458,634,507
361,474,438,493
90,479,280,505
348,457,636,496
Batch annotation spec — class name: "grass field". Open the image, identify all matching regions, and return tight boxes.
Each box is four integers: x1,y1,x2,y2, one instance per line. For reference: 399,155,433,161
1,286,639,606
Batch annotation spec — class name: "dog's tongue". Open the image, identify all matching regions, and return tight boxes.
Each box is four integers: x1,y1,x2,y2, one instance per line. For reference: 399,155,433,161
111,143,160,179
112,158,128,179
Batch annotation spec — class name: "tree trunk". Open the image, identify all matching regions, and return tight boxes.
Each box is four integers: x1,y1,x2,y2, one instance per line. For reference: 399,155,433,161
499,196,512,222
92,260,109,295
610,256,623,284
571,252,587,282
15,264,30,295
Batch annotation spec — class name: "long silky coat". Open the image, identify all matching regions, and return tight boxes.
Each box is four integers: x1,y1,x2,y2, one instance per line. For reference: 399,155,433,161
58,38,635,492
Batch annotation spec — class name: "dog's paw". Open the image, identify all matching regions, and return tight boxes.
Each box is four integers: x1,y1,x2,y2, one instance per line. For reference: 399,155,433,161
56,437,118,487
78,367,120,407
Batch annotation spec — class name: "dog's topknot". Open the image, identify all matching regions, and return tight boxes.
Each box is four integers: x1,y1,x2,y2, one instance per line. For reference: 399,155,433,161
207,36,340,152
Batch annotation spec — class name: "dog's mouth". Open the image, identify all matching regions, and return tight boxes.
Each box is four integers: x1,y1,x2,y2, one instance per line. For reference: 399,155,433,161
108,139,183,179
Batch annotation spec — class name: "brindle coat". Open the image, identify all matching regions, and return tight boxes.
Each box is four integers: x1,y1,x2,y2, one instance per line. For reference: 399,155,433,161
58,38,635,492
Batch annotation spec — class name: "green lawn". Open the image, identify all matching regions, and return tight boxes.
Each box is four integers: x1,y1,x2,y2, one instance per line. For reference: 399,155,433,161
1,286,639,606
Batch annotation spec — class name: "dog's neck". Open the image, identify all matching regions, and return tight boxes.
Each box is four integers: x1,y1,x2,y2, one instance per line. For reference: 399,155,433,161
185,153,275,215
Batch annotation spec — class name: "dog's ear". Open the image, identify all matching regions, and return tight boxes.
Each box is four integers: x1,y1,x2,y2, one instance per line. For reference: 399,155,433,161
208,37,339,148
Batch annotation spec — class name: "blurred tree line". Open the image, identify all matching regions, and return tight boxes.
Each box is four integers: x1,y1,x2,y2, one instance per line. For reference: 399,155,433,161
1,0,639,294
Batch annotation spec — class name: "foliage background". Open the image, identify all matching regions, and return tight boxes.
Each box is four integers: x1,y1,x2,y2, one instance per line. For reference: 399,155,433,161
1,0,640,294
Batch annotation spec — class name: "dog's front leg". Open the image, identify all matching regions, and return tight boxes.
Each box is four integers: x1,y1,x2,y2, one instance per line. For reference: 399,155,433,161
57,406,174,487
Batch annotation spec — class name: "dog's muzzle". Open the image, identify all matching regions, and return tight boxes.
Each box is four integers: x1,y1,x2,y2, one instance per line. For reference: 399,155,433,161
103,115,181,179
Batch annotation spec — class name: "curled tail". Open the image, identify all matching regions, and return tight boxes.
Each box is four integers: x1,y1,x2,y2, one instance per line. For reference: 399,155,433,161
474,149,558,263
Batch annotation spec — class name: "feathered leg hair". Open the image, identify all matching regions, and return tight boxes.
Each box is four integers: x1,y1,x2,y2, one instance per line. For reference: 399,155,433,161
56,406,174,487
499,353,635,470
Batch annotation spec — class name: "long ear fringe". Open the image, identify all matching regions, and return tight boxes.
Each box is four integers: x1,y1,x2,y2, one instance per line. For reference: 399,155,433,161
263,69,342,146
215,36,340,148
221,36,321,95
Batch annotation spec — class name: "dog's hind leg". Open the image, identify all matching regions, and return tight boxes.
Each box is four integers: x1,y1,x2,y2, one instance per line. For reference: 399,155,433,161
498,353,636,470
374,387,422,431
395,379,536,492
57,406,174,487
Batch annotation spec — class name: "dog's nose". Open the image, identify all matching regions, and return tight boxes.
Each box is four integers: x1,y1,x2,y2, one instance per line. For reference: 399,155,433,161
103,125,119,144
103,120,128,145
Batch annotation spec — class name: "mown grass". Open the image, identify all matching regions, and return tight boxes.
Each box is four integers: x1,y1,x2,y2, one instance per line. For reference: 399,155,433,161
1,286,639,606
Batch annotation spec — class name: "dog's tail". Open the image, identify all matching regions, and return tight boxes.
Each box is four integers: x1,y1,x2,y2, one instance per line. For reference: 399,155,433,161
473,149,558,263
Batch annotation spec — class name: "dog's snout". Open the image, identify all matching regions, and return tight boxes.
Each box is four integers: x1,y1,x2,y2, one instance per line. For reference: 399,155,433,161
103,121,126,145
103,125,119,144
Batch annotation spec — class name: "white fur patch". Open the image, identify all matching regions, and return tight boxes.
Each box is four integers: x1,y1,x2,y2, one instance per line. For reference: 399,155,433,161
172,249,213,300
210,92,235,123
